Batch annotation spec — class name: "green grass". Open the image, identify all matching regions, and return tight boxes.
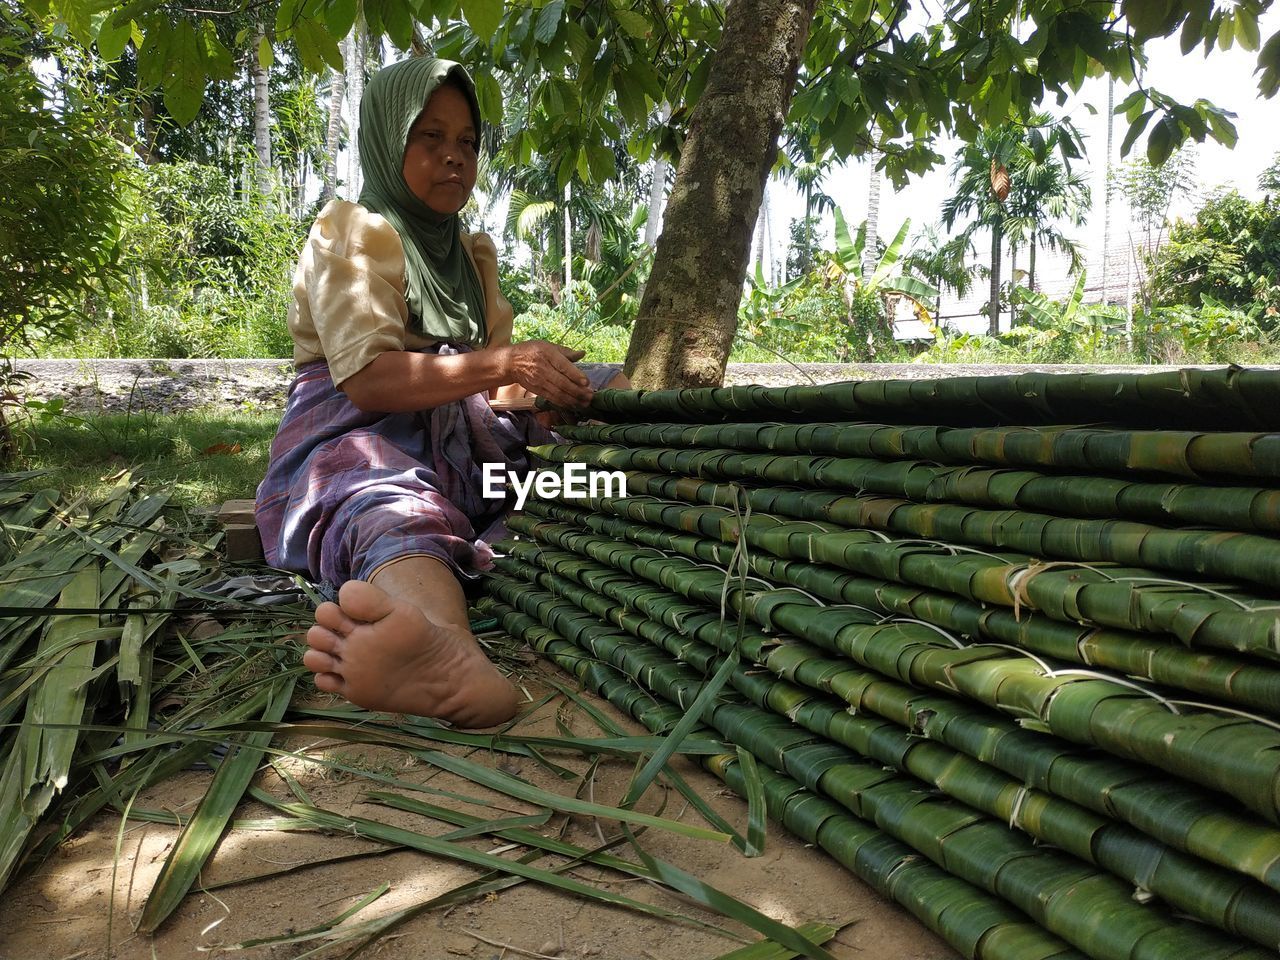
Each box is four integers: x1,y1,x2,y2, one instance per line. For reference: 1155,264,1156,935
10,407,280,507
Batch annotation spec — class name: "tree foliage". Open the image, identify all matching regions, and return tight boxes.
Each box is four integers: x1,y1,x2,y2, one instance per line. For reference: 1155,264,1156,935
1150,190,1280,323
1112,148,1199,254
1260,150,1280,193
901,225,977,313
1002,116,1091,289
941,124,1023,334
786,214,825,280
944,116,1092,333
0,15,132,355
21,0,1280,188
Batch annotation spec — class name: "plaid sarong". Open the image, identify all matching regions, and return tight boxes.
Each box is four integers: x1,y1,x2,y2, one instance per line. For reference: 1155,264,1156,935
255,346,618,585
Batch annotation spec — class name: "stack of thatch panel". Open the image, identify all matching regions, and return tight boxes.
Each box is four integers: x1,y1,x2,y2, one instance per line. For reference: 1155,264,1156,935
482,368,1280,960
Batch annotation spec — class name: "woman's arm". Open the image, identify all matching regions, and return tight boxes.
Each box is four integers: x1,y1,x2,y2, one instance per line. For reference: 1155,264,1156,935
340,340,594,413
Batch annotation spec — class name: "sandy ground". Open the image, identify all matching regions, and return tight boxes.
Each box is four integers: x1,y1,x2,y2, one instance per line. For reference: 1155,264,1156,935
0,657,957,960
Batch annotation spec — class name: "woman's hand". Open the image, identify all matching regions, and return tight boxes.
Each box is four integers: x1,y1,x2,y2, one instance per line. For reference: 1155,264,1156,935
500,340,594,409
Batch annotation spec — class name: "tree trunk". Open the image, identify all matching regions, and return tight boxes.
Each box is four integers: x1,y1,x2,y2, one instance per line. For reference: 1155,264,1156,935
643,103,671,248
563,180,572,308
137,98,159,164
754,182,770,285
1102,76,1114,304
988,225,1002,336
1008,244,1018,327
321,50,346,202
623,0,818,388
863,154,880,282
636,104,671,303
1028,241,1037,294
251,23,274,198
801,182,814,279
346,23,365,198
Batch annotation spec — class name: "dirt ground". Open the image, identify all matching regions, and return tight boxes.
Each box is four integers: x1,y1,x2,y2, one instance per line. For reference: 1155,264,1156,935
0,657,956,960
19,358,1233,416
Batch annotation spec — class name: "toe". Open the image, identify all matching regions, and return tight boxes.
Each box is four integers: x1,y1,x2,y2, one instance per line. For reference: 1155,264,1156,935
316,601,358,634
338,579,398,623
313,671,345,694
303,647,340,675
307,624,344,656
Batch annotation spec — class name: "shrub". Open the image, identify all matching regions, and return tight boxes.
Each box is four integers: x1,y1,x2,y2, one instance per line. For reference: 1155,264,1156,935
1134,299,1265,363
512,303,631,363
0,26,132,356
1149,190,1280,325
41,162,306,359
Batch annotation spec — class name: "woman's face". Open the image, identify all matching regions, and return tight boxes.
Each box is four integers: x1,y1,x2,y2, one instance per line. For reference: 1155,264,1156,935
401,83,478,215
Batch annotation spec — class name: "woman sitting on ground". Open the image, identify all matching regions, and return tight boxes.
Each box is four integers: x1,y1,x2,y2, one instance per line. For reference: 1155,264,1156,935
256,56,627,728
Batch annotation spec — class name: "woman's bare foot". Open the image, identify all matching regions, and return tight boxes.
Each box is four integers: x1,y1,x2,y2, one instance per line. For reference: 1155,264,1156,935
303,580,517,727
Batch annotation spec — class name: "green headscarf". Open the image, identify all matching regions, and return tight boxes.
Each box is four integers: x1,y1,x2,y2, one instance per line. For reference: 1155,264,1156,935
357,57,489,347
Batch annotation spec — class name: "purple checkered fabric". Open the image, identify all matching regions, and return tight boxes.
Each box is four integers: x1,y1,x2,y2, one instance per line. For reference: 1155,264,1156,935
255,345,618,585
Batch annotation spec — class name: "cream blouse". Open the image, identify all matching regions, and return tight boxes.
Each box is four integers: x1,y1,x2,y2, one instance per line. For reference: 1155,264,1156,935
288,199,515,387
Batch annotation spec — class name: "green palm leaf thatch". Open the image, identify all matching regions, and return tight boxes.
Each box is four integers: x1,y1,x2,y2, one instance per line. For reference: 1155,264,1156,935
520,497,1280,715
532,441,1280,594
588,367,1280,430
532,476,1280,675
497,369,1280,960
481,577,1275,960
487,548,1280,947
559,422,1280,484
510,500,1280,892
478,599,1089,960
557,424,1280,532
526,447,1280,663
498,513,1280,826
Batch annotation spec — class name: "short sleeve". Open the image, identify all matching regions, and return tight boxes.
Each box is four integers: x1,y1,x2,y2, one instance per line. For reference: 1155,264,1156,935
289,200,412,387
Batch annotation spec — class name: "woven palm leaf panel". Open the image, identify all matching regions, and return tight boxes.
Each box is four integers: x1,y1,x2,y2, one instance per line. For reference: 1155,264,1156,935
484,368,1280,960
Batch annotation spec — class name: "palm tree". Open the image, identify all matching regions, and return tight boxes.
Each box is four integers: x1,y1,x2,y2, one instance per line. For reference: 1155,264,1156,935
776,120,835,279
1003,117,1090,295
344,22,366,198
902,225,977,324
580,204,651,325
503,171,623,301
943,116,1088,335
941,125,1020,336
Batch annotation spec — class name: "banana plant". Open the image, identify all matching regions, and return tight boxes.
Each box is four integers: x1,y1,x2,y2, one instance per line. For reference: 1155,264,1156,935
1005,270,1127,356
828,209,939,323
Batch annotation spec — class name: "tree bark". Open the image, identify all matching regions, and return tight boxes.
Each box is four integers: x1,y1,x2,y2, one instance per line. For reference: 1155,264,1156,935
863,154,880,282
988,224,1002,336
251,22,274,198
137,98,159,164
346,23,365,198
753,182,770,285
1009,243,1018,327
321,50,346,202
636,104,671,303
563,180,572,304
643,103,671,248
1102,76,1114,304
623,0,818,388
